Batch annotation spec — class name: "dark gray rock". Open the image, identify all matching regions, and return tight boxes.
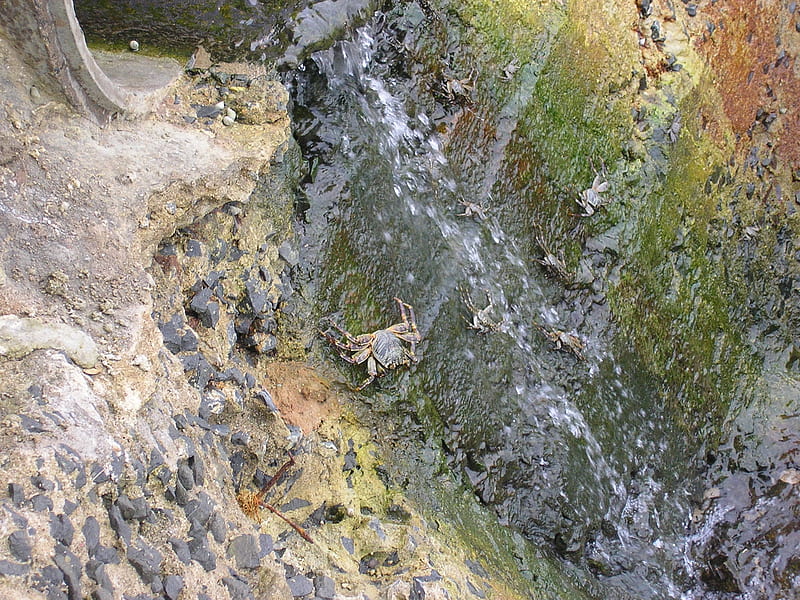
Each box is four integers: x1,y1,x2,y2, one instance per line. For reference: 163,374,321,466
169,537,191,564
127,543,163,584
231,431,250,445
117,495,149,521
314,575,336,599
82,517,100,555
90,463,110,484
31,493,53,512
91,589,114,600
174,480,191,506
54,545,82,600
209,512,227,544
107,504,131,544
8,529,32,562
227,534,260,569
20,414,47,433
188,536,217,571
163,574,184,600
223,574,254,600
31,475,56,491
341,536,354,554
259,533,273,557
93,545,119,565
177,464,195,491
286,574,314,597
190,287,221,328
0,559,29,576
184,492,215,526
86,559,114,590
63,500,78,515
7,482,25,506
189,454,206,486
159,313,199,354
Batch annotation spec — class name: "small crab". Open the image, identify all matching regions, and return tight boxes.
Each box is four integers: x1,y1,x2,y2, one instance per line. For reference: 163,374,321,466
575,169,610,217
461,287,505,333
534,231,570,280
320,298,421,390
537,324,585,360
457,197,489,221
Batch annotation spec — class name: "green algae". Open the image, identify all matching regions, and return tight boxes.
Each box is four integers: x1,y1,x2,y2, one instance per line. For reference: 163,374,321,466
609,80,760,432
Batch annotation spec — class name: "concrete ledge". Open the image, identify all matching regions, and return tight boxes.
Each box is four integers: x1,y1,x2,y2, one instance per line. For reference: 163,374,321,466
0,0,182,123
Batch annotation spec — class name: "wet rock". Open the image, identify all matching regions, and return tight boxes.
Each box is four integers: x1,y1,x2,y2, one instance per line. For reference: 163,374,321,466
286,573,314,597
227,534,260,569
127,542,163,584
163,574,184,600
50,513,75,546
8,529,32,562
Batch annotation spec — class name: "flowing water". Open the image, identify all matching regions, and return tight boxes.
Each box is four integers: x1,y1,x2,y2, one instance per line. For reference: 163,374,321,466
282,9,797,600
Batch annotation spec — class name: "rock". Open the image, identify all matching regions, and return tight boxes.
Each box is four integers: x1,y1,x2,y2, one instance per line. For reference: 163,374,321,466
7,482,25,506
0,559,29,576
82,518,100,555
50,513,75,546
0,315,98,368
8,530,32,562
54,545,82,600
163,574,184,600
314,575,336,599
188,536,217,571
190,287,221,328
31,494,53,512
227,534,260,569
286,574,314,597
223,574,255,600
169,537,192,564
117,494,149,521
127,542,163,584
107,503,131,544
177,463,195,490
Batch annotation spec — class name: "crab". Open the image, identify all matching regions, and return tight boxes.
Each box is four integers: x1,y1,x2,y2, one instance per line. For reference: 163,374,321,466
534,231,570,281
320,297,421,390
575,170,610,217
461,287,505,333
457,197,489,221
537,324,585,360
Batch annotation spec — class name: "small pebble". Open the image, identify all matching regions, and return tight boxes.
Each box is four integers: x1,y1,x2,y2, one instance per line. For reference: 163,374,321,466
129,40,139,52
222,115,235,126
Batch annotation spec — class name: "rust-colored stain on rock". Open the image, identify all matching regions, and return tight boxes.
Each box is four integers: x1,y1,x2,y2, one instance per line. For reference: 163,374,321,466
697,0,800,168
265,362,339,434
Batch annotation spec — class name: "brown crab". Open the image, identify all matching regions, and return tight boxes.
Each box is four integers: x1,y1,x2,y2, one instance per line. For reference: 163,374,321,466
537,324,585,360
461,287,505,333
321,297,421,390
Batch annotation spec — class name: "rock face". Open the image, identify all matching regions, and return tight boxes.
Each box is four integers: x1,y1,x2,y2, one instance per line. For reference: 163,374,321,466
0,22,580,600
